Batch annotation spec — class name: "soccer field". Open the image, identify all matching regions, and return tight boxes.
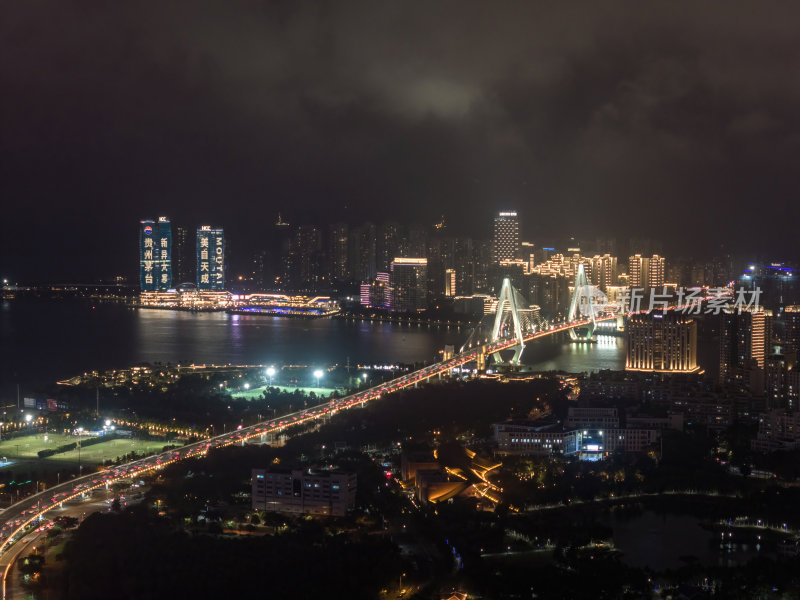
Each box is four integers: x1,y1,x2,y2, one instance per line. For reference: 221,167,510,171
0,433,76,459
49,438,173,463
0,434,177,465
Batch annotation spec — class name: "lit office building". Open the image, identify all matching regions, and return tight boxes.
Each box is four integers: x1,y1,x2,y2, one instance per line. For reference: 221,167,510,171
390,258,428,312
492,211,520,265
139,217,172,291
626,312,699,373
196,226,225,290
251,468,356,517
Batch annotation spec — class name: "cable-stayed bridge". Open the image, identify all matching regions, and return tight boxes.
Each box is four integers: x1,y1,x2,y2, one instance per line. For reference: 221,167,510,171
0,273,620,582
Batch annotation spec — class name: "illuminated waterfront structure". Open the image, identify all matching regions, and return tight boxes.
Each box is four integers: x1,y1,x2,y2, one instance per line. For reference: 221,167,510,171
196,226,225,290
492,211,520,265
139,217,172,291
390,258,428,312
626,312,699,373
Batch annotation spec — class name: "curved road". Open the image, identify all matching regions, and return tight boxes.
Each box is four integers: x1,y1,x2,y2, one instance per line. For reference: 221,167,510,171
0,314,616,579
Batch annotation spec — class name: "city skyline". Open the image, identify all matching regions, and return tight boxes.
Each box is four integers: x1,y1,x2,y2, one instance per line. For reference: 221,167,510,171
3,2,800,281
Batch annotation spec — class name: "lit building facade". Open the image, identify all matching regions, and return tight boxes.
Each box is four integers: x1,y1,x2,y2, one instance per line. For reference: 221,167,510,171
390,258,428,312
626,312,699,373
492,211,520,265
494,422,660,457
196,226,225,290
251,468,356,516
720,307,773,389
139,217,172,291
444,268,456,297
360,272,391,309
628,254,665,290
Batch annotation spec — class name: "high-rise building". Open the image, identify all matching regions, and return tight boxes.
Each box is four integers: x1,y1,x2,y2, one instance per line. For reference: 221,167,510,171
453,237,475,295
444,268,456,297
196,225,225,290
719,307,773,390
784,306,800,355
628,253,664,290
390,258,428,312
139,217,172,291
350,223,376,282
492,211,520,265
588,254,617,292
173,226,192,284
360,272,391,309
377,222,402,273
626,312,699,373
628,254,648,289
328,223,350,283
287,225,323,292
648,254,665,289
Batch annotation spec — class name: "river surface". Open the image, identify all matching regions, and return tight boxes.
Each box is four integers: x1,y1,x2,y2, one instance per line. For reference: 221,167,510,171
608,510,770,570
0,299,625,395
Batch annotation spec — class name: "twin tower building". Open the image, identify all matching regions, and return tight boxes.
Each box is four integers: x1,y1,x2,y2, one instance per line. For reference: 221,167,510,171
138,217,225,291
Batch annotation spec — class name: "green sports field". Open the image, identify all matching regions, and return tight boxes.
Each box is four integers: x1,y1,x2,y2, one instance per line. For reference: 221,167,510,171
0,434,176,465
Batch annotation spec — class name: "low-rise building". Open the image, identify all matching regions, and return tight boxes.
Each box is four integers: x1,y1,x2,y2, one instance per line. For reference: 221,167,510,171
494,420,660,458
251,468,356,516
751,410,800,453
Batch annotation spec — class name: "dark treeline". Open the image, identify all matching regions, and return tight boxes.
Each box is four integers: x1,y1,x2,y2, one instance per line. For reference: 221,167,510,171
59,507,401,600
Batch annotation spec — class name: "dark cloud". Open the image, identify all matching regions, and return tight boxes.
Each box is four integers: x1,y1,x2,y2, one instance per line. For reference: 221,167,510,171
2,1,799,280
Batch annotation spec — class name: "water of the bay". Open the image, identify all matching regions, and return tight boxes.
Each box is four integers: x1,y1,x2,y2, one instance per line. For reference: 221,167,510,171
0,298,625,396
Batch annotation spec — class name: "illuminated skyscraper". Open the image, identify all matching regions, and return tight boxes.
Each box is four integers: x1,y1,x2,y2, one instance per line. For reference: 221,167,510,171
648,254,665,288
626,312,698,372
720,307,773,390
390,258,428,312
173,225,191,284
628,253,664,290
588,254,617,292
444,268,456,297
196,226,225,290
139,217,172,291
492,211,520,265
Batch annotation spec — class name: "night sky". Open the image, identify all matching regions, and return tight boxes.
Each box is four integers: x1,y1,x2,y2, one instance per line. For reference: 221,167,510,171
2,1,799,281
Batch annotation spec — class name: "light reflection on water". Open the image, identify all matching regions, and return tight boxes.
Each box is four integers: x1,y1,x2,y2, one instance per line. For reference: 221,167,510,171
1,299,626,392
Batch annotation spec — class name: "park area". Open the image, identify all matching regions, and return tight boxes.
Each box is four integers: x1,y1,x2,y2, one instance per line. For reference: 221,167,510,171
0,433,175,465
230,384,339,401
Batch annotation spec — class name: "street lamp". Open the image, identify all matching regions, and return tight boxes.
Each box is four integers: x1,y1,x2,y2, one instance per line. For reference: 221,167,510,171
244,383,250,390
313,369,323,388
24,414,32,424
77,427,84,474
362,372,368,386
266,367,276,386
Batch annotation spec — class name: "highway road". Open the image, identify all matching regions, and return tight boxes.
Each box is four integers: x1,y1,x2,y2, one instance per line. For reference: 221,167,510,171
0,315,618,581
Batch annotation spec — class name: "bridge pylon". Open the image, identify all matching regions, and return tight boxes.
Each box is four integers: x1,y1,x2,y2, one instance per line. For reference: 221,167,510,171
568,263,597,342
